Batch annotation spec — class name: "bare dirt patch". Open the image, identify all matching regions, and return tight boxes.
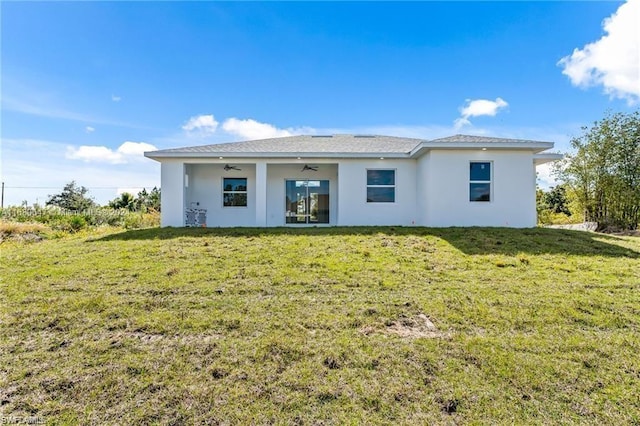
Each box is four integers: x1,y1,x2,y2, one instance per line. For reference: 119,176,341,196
362,314,446,339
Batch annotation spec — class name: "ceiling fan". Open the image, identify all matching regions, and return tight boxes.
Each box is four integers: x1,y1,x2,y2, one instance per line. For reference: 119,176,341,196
224,164,241,171
302,164,318,172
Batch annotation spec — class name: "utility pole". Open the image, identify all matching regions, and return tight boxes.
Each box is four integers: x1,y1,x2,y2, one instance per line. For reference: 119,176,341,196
1,182,4,209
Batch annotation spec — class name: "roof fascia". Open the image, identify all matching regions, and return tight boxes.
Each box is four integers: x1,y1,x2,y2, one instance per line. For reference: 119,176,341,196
410,141,555,157
533,153,563,165
144,151,413,160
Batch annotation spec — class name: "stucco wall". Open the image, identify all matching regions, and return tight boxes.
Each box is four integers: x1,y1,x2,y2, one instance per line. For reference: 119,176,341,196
337,159,418,226
265,163,338,226
416,152,430,226
185,163,257,227
160,161,185,227
159,152,537,228
423,150,536,227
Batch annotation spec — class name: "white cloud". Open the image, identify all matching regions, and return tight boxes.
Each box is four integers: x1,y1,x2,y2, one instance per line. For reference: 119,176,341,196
116,141,157,156
66,146,123,163
66,141,157,164
454,97,509,129
2,138,158,206
222,118,292,140
221,117,313,140
182,114,219,135
558,0,640,103
177,113,314,141
111,95,122,102
85,126,95,133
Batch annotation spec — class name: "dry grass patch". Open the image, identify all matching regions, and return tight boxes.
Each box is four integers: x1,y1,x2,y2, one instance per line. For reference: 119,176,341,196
0,221,48,242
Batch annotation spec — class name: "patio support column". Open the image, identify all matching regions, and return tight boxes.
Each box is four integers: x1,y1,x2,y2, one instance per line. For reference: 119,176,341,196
160,161,185,227
255,161,267,227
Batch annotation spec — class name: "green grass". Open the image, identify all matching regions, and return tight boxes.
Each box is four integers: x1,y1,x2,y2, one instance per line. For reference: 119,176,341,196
1,226,639,424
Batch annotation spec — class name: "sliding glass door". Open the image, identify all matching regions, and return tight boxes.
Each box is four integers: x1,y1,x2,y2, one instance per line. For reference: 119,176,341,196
285,180,329,224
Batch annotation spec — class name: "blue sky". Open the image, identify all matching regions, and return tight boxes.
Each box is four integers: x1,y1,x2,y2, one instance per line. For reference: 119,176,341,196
2,1,638,206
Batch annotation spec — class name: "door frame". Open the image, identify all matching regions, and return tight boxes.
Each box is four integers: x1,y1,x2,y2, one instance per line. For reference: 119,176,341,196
284,179,330,225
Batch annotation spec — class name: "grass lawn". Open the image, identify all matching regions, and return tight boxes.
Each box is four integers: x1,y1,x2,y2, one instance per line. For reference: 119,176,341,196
1,226,639,424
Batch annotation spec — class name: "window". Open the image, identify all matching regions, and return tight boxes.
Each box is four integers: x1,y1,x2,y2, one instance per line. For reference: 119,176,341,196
367,169,395,203
470,162,491,202
223,178,247,207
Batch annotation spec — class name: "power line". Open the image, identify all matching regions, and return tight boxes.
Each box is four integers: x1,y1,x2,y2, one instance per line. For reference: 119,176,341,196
4,186,155,189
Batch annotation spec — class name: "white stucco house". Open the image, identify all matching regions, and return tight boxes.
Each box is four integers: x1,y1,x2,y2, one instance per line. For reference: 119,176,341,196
144,134,561,228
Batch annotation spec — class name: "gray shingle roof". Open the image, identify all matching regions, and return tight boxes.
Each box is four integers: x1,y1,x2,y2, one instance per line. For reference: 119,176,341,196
430,134,552,144
150,134,423,155
145,133,554,159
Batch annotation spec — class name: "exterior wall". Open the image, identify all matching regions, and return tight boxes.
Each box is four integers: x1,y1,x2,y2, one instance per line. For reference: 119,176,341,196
265,163,338,226
160,161,185,227
423,150,536,227
158,151,538,228
415,152,430,226
337,159,418,226
185,163,257,227
255,162,267,226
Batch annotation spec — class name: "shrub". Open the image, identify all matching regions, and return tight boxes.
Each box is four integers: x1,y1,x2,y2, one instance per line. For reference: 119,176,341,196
123,213,142,230
0,206,159,232
68,216,87,232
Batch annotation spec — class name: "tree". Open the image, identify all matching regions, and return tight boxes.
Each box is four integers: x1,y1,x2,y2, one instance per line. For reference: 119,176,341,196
46,181,96,211
536,185,573,225
135,187,161,212
107,187,161,212
536,188,549,222
544,185,572,216
109,192,136,211
555,111,640,230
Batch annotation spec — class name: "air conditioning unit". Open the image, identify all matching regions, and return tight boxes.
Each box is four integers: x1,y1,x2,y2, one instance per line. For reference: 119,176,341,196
185,208,207,227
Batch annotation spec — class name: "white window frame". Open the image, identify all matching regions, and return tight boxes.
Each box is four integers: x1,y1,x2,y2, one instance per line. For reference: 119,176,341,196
469,161,492,202
222,177,248,208
366,169,396,203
